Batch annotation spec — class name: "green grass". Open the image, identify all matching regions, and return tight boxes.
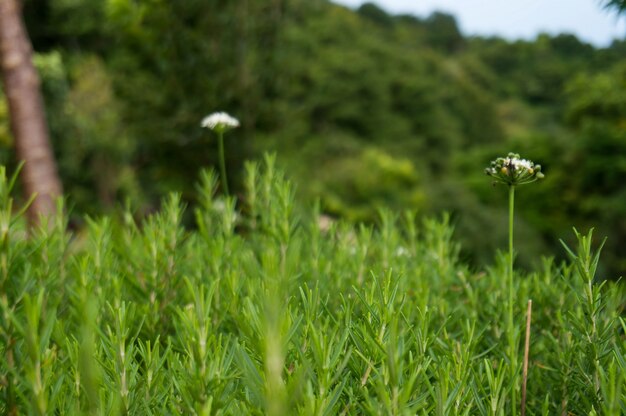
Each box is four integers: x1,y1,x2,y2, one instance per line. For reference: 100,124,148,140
0,155,625,415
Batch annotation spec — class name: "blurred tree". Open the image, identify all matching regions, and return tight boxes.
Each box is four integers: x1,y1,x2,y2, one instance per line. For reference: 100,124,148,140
602,0,626,14
313,146,425,222
0,0,62,225
424,12,464,52
357,2,394,27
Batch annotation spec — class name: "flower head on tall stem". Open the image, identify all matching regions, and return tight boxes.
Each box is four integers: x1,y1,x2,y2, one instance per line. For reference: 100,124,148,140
201,111,240,196
485,152,544,186
201,112,240,133
485,152,543,414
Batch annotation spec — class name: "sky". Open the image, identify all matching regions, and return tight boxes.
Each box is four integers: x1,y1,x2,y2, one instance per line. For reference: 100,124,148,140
333,0,626,47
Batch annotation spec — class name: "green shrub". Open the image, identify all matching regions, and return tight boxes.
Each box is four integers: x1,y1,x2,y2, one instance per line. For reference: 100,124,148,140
0,158,624,415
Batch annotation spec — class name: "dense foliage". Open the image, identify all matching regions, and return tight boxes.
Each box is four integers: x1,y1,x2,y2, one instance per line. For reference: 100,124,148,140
7,0,626,275
1,159,625,414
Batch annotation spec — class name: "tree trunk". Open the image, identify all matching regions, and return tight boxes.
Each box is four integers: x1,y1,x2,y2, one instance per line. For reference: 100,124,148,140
0,0,62,225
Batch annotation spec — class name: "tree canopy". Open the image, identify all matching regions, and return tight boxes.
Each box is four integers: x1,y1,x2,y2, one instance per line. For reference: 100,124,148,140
11,0,626,276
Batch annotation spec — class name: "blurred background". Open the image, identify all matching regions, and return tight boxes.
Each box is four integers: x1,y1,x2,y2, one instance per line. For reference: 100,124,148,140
6,0,626,275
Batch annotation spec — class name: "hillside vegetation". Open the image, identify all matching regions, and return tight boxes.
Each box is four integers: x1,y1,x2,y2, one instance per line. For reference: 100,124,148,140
10,0,626,273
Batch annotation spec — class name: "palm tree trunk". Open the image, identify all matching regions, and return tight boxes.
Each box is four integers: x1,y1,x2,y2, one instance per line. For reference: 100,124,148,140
0,0,62,225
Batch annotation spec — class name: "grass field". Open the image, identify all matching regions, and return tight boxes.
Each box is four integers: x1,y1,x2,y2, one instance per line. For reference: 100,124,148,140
1,156,624,415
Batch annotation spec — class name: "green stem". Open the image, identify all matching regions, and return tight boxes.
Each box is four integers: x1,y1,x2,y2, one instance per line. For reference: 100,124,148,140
508,184,516,413
217,131,229,196
509,185,514,321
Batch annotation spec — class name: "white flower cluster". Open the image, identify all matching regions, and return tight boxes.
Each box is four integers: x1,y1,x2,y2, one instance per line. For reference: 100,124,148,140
503,157,533,172
485,152,544,186
201,112,240,132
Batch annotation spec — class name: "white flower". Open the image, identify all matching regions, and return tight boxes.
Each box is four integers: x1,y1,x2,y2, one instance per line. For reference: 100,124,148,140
505,157,532,171
201,112,240,132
